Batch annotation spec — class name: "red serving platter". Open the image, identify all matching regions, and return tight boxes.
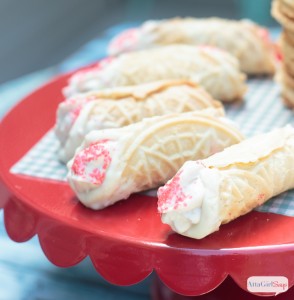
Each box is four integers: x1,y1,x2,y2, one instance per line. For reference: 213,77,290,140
0,69,294,298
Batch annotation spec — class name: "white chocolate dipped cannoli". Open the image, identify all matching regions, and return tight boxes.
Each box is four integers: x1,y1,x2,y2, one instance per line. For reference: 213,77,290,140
158,125,294,239
108,17,277,75
56,80,222,163
64,45,247,102
67,109,243,210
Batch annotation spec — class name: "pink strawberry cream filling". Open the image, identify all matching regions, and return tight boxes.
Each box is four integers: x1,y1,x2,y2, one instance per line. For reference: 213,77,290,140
67,97,93,124
157,161,221,236
157,171,191,213
72,56,115,82
63,57,115,97
67,135,128,209
66,94,99,126
108,28,139,55
55,95,99,147
71,139,112,185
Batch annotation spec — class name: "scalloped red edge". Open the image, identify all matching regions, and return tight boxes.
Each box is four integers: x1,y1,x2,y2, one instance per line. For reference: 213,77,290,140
1,194,293,297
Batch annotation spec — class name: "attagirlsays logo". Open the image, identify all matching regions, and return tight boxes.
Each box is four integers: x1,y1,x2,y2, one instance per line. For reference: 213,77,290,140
247,276,288,295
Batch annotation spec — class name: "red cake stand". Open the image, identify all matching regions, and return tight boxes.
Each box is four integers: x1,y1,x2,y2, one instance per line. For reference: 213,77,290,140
0,70,294,299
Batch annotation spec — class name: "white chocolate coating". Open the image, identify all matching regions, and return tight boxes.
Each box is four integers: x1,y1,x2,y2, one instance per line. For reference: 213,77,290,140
56,81,222,162
67,110,243,210
108,18,276,75
158,125,294,239
64,45,246,102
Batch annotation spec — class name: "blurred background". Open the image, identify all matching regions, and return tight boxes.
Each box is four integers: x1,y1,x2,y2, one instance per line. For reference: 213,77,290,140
0,0,278,84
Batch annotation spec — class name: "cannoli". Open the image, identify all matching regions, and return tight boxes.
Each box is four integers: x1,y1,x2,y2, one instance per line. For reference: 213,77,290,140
108,17,276,75
64,45,247,102
56,80,222,162
67,109,243,210
158,126,294,239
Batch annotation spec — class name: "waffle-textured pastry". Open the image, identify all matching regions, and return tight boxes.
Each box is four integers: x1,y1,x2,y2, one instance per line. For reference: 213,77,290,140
280,32,294,77
272,0,294,108
64,45,247,102
272,0,294,31
275,61,294,107
67,109,244,210
108,17,276,75
55,80,222,162
284,28,294,45
280,66,294,89
158,125,294,239
278,68,294,107
282,84,294,107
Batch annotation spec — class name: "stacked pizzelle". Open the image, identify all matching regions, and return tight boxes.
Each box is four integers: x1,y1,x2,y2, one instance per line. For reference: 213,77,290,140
56,17,293,239
272,0,294,107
